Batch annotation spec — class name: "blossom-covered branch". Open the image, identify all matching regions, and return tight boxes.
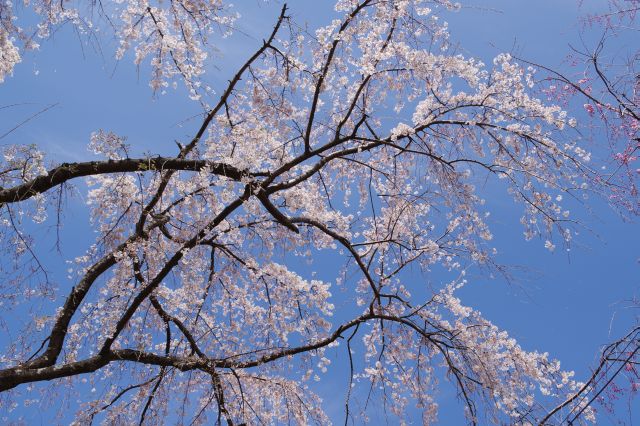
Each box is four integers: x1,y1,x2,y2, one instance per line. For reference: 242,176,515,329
0,1,611,424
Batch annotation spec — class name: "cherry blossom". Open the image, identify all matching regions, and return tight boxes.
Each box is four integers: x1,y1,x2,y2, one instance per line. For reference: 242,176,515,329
0,1,615,424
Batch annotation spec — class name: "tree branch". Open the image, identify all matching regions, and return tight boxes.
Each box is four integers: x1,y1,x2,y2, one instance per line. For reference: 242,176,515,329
0,157,260,205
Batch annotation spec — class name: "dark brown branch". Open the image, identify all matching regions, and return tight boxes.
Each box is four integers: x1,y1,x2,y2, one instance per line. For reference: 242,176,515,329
303,0,372,152
1,310,459,398
179,4,289,158
90,375,161,419
22,218,174,370
99,187,252,355
0,157,258,205
291,216,380,300
0,353,110,391
539,326,640,425
150,295,205,358
255,191,299,233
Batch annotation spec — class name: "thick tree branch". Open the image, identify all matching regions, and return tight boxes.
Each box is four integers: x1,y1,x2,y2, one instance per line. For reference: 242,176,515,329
0,157,259,205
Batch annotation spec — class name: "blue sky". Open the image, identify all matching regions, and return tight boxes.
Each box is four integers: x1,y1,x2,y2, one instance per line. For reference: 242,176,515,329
1,0,638,424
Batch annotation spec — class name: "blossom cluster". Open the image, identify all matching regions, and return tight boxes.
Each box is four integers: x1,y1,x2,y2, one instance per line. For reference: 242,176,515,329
0,0,605,424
